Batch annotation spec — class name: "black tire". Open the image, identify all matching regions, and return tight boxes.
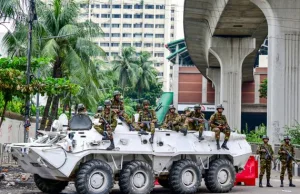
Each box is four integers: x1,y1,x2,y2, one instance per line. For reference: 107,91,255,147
158,176,169,188
75,159,114,194
119,160,155,194
34,174,68,194
205,158,236,193
168,159,201,194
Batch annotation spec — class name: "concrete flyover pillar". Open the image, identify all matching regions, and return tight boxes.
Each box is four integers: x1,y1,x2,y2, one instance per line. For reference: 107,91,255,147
250,0,300,145
210,37,256,131
206,68,220,105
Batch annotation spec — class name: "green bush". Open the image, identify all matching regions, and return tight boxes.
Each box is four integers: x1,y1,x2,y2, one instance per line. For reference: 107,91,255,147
243,124,266,143
284,123,300,145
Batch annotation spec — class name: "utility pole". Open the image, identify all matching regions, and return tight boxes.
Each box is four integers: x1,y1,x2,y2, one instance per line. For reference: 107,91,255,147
24,0,37,142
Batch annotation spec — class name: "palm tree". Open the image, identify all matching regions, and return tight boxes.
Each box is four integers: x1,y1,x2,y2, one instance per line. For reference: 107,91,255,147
112,47,138,94
136,51,157,97
2,0,106,130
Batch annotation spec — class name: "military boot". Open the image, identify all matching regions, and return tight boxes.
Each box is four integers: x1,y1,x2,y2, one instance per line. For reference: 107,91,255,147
180,128,187,136
221,140,229,150
198,132,204,141
289,180,296,187
149,134,154,144
216,140,220,150
259,177,263,187
266,179,273,187
106,138,115,150
102,132,110,140
280,179,284,187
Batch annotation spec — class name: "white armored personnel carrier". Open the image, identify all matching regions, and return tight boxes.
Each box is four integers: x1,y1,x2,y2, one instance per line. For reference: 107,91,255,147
4,114,252,194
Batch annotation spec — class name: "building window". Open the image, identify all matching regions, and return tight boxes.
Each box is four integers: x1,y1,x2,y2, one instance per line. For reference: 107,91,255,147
91,4,95,8
145,43,152,47
155,43,163,47
171,25,174,29
112,14,121,18
80,4,87,8
171,9,175,13
156,15,165,19
145,4,154,9
92,14,100,18
156,5,165,9
134,42,142,47
171,33,174,38
100,43,109,47
101,23,110,28
104,33,110,37
158,72,164,76
112,33,120,37
155,34,164,38
134,13,143,18
134,4,143,9
133,33,142,38
102,4,110,8
123,14,132,18
123,23,132,28
112,4,121,9
145,14,154,19
144,24,154,28
155,24,164,28
111,52,119,56
123,33,131,37
124,4,132,9
112,24,120,28
122,43,131,47
96,4,100,8
171,17,174,21
155,63,161,67
155,53,164,57
111,43,119,47
134,23,142,28
144,33,153,38
101,14,110,18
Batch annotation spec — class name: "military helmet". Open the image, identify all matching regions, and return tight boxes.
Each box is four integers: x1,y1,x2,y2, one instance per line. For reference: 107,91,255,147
78,103,85,111
194,104,201,109
104,100,112,106
97,106,103,111
113,91,121,96
143,100,150,106
284,136,291,140
262,135,269,140
184,107,190,112
169,105,176,110
216,104,224,110
136,104,142,109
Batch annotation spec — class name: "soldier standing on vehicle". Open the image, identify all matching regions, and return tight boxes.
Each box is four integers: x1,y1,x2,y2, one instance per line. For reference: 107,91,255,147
256,135,274,188
162,105,181,131
94,106,103,119
138,100,157,143
185,104,205,141
278,136,296,187
209,104,230,150
94,100,117,150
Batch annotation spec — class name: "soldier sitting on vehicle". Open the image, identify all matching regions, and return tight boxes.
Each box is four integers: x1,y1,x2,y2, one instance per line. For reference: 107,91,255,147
131,104,142,131
180,107,191,125
184,104,205,141
137,100,157,144
77,104,87,115
94,100,117,150
209,104,230,150
94,106,103,119
163,105,187,135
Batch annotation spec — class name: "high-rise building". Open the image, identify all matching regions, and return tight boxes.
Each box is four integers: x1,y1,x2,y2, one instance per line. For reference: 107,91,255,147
75,0,175,91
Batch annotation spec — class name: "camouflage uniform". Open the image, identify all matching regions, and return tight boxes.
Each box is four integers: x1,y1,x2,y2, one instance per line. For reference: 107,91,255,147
180,107,190,126
138,108,157,135
278,141,295,183
183,104,205,140
209,104,230,150
163,112,181,132
94,106,103,119
256,136,274,187
131,104,142,131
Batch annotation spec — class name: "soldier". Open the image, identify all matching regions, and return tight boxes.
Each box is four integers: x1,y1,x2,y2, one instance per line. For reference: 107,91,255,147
131,104,142,130
180,107,190,124
94,100,117,150
162,105,181,132
185,104,205,141
138,100,157,143
94,106,103,119
256,135,274,188
111,90,124,114
209,104,230,150
278,136,296,187
77,104,87,115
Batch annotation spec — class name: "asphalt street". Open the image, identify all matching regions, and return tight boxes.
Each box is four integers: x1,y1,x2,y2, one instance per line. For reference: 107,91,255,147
1,171,300,194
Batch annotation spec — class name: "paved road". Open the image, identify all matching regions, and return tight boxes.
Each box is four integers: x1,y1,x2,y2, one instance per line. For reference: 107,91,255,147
1,171,300,194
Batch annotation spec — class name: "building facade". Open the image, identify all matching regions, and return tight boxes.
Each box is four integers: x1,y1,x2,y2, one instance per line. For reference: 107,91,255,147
75,0,176,91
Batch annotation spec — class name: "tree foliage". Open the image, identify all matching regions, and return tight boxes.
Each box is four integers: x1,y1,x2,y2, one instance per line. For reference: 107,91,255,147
259,78,267,99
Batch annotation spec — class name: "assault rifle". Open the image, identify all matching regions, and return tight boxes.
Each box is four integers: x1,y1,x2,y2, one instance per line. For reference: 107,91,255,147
263,145,273,160
168,121,174,130
282,146,299,165
212,121,235,132
100,117,111,132
141,121,151,130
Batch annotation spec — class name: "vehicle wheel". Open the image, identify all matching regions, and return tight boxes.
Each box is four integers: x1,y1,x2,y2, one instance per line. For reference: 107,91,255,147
75,159,114,194
205,158,236,193
158,175,169,188
34,174,68,194
119,160,155,194
168,159,201,194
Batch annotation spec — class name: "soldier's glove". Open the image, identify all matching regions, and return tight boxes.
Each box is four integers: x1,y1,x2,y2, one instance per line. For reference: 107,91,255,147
100,119,104,123
281,151,286,154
